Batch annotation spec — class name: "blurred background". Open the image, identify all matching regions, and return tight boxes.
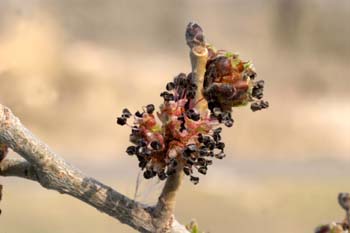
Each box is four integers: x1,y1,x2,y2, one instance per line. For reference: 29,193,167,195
1,0,350,232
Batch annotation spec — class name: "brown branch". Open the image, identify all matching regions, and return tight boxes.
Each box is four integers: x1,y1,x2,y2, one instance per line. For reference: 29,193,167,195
187,22,208,114
0,158,37,181
0,104,189,233
153,165,184,231
151,22,209,232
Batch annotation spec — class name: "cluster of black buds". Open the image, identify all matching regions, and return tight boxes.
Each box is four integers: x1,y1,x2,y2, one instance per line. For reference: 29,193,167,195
162,72,197,109
116,24,269,184
117,71,229,184
250,100,269,112
181,127,226,185
203,47,269,119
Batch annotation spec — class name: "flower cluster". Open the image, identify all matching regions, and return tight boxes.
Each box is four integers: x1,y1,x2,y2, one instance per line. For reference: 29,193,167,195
117,45,268,185
203,47,269,117
117,72,228,184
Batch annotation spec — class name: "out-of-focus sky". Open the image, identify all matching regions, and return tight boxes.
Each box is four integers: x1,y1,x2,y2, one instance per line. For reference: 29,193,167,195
0,1,350,233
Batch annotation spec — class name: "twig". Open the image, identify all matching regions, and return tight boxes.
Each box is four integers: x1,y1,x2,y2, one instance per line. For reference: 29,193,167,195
0,158,37,181
186,22,208,115
151,22,209,232
153,166,184,232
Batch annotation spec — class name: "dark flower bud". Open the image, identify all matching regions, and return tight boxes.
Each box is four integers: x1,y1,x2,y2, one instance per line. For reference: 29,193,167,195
215,152,226,159
206,160,213,165
222,112,234,127
202,136,211,145
197,158,207,166
212,107,222,117
186,144,197,153
122,108,132,118
261,100,269,108
247,69,257,80
146,104,155,114
197,133,203,143
186,109,200,121
150,141,161,150
117,117,127,126
131,126,140,135
252,88,263,99
224,120,234,127
186,91,196,99
213,133,221,142
214,127,222,134
158,171,167,180
256,80,265,88
126,146,136,155
191,113,200,121
138,160,147,169
174,73,187,87
198,166,207,175
160,92,175,101
314,225,330,233
251,100,269,112
143,170,156,179
250,102,261,111
135,111,144,118
216,142,225,150
186,158,195,166
166,82,175,91
215,56,233,77
136,146,145,156
199,147,210,156
169,159,178,168
183,166,192,176
190,176,199,185
219,84,236,99
144,148,152,157
183,149,191,158
180,122,186,132
178,115,185,122
137,139,147,147
208,141,216,150
186,22,205,48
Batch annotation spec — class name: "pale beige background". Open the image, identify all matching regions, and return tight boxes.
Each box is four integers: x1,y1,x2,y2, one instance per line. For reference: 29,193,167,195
0,0,350,232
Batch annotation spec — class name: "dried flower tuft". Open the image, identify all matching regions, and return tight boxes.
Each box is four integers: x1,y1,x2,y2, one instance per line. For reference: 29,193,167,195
203,47,269,117
116,24,269,184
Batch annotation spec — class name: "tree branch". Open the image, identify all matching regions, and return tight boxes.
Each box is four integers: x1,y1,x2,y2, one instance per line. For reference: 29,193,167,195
0,158,37,181
0,104,189,233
